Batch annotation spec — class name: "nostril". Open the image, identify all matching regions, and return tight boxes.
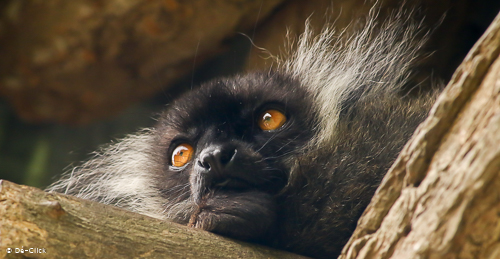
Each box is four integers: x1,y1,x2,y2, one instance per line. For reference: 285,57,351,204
198,160,210,170
198,145,237,172
220,148,236,165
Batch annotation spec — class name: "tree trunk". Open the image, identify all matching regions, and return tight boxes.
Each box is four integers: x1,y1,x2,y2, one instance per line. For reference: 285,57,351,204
340,10,500,259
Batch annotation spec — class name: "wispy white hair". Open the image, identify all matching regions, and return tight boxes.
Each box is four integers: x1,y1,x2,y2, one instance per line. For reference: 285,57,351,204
47,129,168,219
278,8,426,146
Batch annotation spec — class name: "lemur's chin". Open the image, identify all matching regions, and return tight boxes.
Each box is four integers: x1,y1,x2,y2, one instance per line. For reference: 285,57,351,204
188,190,276,241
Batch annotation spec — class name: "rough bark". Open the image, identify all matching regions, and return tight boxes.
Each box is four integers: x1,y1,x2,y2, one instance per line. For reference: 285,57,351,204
340,10,500,259
0,180,306,259
0,0,285,125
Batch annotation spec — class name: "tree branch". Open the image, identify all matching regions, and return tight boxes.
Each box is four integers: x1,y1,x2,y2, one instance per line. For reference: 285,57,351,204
0,180,307,258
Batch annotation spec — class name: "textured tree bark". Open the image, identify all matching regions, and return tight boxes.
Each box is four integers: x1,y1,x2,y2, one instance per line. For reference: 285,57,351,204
0,180,307,259
0,0,285,125
340,10,500,259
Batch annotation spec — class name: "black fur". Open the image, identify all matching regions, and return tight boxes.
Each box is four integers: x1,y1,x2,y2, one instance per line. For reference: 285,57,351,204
153,73,317,240
152,72,433,257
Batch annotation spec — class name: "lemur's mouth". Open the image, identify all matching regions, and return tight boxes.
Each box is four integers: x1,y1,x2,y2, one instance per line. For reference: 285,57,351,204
187,190,276,241
184,143,287,240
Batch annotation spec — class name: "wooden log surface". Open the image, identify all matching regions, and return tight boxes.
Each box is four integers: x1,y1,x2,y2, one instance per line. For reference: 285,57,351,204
0,180,307,259
340,10,500,259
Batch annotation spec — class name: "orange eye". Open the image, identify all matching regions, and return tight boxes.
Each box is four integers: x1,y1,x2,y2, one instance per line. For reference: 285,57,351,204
258,109,287,131
171,144,194,167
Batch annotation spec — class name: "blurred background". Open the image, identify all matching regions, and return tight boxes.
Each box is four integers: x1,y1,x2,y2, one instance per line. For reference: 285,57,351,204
1,0,500,189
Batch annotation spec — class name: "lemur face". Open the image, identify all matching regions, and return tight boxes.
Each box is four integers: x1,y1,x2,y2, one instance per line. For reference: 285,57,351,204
154,72,316,240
